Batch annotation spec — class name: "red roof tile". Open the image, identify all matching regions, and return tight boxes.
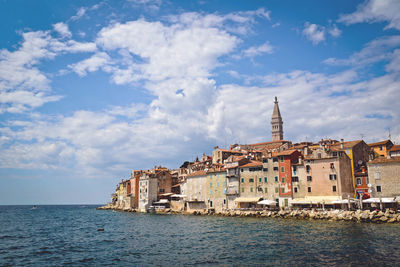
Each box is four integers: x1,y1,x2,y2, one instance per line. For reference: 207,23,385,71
368,139,393,147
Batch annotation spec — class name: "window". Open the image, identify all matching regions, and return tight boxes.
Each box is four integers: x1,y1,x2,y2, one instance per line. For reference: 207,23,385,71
264,177,267,183
333,152,338,157
308,187,311,192
281,177,285,183
273,167,279,171
317,153,322,159
159,189,165,193
262,158,268,163
275,176,278,182
223,199,226,204
375,172,380,179
275,187,279,193
281,166,285,173
292,176,299,182
380,146,384,151
273,157,278,162
210,190,212,195
294,187,298,193
281,188,285,193
210,200,213,207
210,182,212,187
307,176,312,182
332,186,336,192
306,165,311,173
258,187,263,192
263,168,268,172
356,178,362,185
330,163,335,169
329,174,337,180
280,156,284,162
241,178,244,183
242,187,244,193
250,187,253,192
241,169,244,172
377,186,381,192
264,187,268,193
259,178,262,182
249,178,254,183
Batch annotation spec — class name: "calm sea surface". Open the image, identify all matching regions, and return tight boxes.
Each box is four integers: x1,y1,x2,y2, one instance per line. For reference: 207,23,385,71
1,205,400,266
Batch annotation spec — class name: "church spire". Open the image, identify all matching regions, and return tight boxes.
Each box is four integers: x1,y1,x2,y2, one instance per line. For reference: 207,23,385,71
271,96,283,141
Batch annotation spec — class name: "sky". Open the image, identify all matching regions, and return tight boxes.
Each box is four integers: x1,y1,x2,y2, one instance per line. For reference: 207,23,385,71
1,0,399,204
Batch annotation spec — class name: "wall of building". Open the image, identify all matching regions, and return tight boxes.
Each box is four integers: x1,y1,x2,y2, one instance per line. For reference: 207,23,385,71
206,171,227,212
368,159,400,198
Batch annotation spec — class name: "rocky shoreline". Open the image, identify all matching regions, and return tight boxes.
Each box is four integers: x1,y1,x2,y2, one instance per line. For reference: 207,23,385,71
97,204,400,224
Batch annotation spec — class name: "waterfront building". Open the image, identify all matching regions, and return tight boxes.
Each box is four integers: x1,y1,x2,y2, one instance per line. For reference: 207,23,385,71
330,139,371,195
129,170,142,208
185,170,207,211
368,139,393,158
212,146,243,164
291,147,353,207
138,172,158,212
354,166,369,194
367,156,400,199
235,160,265,208
206,166,227,212
272,150,302,207
224,156,247,209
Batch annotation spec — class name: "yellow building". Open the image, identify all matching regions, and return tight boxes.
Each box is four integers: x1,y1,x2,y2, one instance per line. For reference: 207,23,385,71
368,140,393,158
206,167,227,212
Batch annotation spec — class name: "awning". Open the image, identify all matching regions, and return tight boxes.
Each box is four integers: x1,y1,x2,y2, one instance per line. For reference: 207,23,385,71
159,193,174,196
235,197,262,203
292,196,345,205
332,199,356,204
363,198,397,203
257,199,276,205
154,199,170,204
171,194,186,198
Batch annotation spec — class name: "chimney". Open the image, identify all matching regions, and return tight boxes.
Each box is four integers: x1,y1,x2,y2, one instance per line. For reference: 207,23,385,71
340,139,344,149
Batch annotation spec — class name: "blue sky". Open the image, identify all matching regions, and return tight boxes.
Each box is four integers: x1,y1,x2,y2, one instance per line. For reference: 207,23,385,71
1,0,399,204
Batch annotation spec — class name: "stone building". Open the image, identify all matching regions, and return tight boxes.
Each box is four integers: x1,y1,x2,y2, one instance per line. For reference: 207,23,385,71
236,160,265,208
138,172,158,212
205,167,227,212
389,145,400,158
367,157,400,198
129,170,142,208
291,147,353,206
185,170,207,211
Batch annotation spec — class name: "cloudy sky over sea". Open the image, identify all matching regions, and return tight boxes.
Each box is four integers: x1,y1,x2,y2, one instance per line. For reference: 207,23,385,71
1,0,399,204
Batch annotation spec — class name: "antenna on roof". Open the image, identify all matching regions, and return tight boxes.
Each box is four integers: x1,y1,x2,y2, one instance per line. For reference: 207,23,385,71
388,128,391,140
360,133,365,140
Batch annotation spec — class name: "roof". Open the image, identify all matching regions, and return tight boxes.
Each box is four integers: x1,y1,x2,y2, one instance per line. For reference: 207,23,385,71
248,140,289,147
186,170,207,177
330,140,363,150
368,139,393,147
239,161,263,168
234,197,263,203
207,167,226,173
367,157,400,164
272,149,298,157
389,145,400,152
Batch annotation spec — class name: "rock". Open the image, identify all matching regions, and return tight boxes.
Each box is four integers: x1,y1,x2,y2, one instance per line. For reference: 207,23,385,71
97,228,104,231
387,218,396,223
380,216,388,222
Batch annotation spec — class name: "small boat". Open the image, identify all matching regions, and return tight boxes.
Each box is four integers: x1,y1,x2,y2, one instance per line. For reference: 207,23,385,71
31,205,37,210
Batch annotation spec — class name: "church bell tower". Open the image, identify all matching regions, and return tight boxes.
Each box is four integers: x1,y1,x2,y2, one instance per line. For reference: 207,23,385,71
271,96,283,141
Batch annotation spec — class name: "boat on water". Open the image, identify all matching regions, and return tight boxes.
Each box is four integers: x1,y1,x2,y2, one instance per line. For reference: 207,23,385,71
31,205,37,210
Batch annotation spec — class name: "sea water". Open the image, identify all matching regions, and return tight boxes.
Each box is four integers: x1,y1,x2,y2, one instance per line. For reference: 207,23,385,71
1,205,399,266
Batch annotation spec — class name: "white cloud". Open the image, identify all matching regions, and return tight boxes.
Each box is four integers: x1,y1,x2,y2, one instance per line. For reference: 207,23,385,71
324,35,400,69
53,22,72,38
68,52,110,76
329,24,342,38
338,0,400,30
302,22,326,44
243,41,274,58
71,7,87,21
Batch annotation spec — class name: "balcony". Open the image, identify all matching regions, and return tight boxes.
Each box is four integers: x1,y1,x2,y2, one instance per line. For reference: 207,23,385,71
225,186,239,195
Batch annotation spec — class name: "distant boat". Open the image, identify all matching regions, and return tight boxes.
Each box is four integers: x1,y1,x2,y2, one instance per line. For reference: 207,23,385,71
31,205,37,210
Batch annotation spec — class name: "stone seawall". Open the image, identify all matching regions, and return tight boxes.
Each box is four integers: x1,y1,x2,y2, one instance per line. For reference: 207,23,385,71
97,204,400,224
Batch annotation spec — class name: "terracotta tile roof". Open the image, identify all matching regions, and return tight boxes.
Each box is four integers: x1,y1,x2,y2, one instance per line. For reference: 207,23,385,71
248,140,289,146
389,145,400,152
239,161,263,168
330,140,363,150
368,139,393,147
186,170,207,177
207,167,226,173
272,149,298,157
368,157,400,164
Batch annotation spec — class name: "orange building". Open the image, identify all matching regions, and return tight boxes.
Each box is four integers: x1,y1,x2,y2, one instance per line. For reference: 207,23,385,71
368,139,393,158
